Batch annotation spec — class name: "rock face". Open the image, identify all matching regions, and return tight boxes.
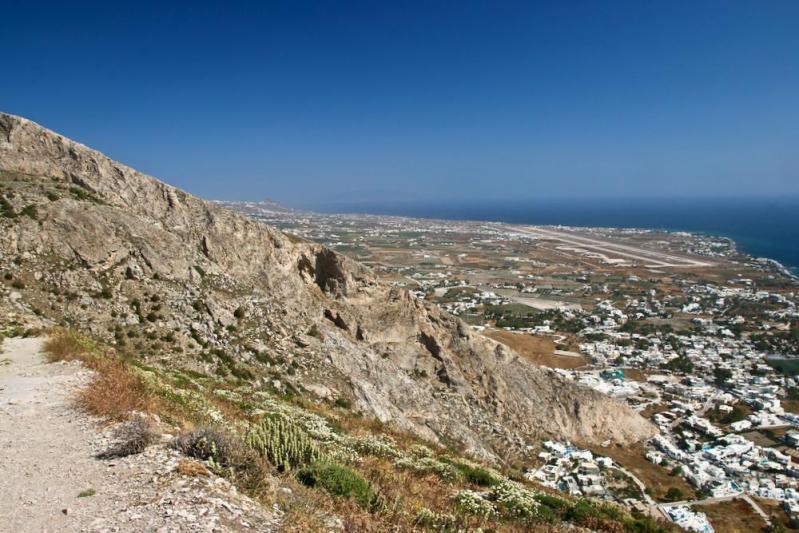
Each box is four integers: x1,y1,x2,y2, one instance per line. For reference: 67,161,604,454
0,113,655,460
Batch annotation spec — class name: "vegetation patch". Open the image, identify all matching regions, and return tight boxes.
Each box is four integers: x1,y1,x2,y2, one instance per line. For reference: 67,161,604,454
174,427,238,467
97,416,159,458
297,462,375,508
246,414,322,471
77,359,154,421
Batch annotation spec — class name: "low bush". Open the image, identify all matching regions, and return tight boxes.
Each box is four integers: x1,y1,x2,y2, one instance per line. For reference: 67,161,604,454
97,416,158,458
415,507,458,530
174,427,238,466
20,204,38,219
453,489,495,519
297,462,375,508
394,456,460,483
440,458,499,487
492,481,544,520
246,414,322,471
0,196,16,218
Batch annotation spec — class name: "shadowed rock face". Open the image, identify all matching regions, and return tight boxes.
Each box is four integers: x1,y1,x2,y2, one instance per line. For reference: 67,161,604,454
0,113,655,461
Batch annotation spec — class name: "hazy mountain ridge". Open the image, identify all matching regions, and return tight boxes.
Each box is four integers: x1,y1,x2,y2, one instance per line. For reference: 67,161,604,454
0,112,655,461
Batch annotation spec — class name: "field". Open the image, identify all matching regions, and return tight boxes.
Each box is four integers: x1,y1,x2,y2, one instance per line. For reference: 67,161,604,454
754,497,799,531
482,330,590,369
692,498,767,532
589,443,697,502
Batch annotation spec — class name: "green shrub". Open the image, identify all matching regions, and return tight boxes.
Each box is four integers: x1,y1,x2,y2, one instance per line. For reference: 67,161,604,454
297,462,375,508
246,414,322,471
253,350,275,365
230,364,254,381
307,324,322,339
69,187,102,203
565,499,603,525
0,196,16,218
20,204,38,219
535,493,572,515
664,487,683,502
440,458,499,487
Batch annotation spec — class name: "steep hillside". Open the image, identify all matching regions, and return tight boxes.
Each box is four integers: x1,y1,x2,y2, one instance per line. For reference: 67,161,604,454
0,112,654,462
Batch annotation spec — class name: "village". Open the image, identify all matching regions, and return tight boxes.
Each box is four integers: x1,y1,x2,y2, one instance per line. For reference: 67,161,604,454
225,201,799,531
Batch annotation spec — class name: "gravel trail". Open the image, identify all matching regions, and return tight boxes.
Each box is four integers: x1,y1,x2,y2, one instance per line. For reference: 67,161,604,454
0,336,281,532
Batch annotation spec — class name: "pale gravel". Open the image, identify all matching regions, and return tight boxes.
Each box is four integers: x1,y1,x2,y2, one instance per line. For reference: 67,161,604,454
0,337,282,532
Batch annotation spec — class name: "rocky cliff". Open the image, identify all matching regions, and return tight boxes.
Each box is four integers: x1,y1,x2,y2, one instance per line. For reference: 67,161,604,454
0,113,655,461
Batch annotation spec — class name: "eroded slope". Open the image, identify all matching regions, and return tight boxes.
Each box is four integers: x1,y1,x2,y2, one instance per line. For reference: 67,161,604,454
0,113,654,461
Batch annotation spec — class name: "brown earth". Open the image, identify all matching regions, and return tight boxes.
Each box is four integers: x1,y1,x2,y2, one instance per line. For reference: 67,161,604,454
694,499,767,533
482,330,589,369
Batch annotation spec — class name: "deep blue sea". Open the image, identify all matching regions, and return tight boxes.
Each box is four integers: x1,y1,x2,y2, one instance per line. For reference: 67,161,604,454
316,197,799,276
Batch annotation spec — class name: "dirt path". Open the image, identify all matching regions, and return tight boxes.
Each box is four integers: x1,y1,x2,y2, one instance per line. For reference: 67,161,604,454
0,336,281,532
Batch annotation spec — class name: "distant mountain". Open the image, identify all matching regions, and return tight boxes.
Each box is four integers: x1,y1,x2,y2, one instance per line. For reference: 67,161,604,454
0,112,654,460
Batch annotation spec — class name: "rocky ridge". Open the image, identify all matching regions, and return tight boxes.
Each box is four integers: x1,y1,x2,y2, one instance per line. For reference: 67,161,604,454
0,112,655,462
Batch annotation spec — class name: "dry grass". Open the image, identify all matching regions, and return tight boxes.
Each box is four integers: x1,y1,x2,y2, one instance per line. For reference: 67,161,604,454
175,459,210,477
43,328,95,363
693,498,767,533
76,359,154,422
623,368,652,383
753,497,796,531
483,329,589,369
43,329,155,422
640,402,671,419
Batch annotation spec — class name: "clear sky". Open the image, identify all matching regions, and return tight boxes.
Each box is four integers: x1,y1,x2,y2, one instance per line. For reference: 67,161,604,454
2,1,798,208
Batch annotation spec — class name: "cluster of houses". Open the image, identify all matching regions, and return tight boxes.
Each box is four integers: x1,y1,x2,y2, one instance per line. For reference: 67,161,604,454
546,283,799,527
663,506,714,533
528,441,618,500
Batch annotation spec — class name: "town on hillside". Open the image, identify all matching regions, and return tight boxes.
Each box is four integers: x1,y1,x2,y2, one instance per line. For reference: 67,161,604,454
227,201,799,532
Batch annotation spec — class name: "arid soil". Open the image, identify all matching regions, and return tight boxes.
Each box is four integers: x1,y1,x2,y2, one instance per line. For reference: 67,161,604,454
483,329,590,369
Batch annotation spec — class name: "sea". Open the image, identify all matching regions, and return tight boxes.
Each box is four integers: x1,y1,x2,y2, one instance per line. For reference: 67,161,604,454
316,197,799,276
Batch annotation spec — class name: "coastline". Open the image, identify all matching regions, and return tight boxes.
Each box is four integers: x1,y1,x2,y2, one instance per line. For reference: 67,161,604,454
307,199,799,279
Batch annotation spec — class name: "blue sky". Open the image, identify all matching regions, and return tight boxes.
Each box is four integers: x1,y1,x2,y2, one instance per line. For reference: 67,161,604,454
2,1,798,208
